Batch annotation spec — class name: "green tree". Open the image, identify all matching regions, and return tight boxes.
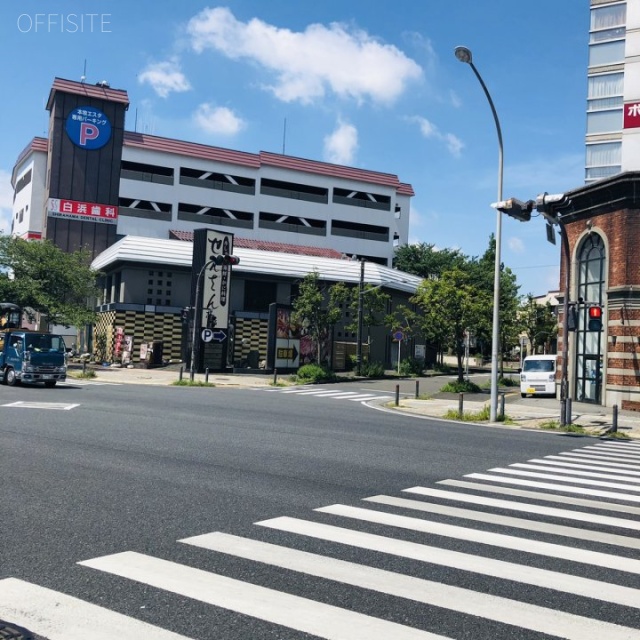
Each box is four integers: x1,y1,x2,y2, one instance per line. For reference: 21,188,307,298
290,271,343,366
394,242,466,279
466,235,521,367
412,268,491,382
519,294,558,355
0,236,100,327
339,282,390,347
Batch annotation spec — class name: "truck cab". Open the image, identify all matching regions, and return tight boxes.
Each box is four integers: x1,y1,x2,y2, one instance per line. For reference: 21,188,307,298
0,330,67,387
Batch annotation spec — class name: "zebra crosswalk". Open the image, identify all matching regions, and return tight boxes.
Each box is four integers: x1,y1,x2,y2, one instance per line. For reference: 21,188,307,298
2,440,640,639
258,385,393,403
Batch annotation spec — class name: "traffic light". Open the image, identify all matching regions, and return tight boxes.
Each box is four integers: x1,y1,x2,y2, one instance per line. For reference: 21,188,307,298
588,305,603,331
213,254,240,266
180,306,193,324
497,198,535,222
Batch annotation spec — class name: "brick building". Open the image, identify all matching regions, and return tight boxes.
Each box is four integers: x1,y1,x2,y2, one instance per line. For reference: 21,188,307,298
549,171,640,409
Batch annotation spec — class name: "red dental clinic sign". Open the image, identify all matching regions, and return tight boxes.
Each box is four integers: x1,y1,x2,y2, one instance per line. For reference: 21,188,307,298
47,198,118,224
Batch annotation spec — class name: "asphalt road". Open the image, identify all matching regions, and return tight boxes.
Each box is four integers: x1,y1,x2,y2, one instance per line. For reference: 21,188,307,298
1,381,639,639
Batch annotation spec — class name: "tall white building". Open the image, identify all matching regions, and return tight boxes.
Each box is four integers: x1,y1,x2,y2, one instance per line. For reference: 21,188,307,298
587,0,640,182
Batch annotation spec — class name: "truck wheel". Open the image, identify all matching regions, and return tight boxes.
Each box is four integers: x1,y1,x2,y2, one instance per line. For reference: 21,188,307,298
5,368,18,386
44,381,57,388
521,392,526,398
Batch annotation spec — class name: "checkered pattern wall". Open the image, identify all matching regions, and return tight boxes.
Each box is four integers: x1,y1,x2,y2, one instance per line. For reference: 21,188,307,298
232,317,269,365
94,310,183,363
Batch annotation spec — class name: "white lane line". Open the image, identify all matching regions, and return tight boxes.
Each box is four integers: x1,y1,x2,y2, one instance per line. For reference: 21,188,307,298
403,486,640,531
438,479,640,515
79,551,446,640
509,462,640,483
282,389,348,396
487,467,640,492
464,473,640,503
1,401,79,410
0,578,189,640
342,394,384,401
559,451,640,467
582,446,640,461
256,517,640,608
540,456,640,474
180,532,639,640
363,495,640,548
315,504,640,574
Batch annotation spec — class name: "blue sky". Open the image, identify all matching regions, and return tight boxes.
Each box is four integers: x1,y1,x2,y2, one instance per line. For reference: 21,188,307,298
0,1,589,297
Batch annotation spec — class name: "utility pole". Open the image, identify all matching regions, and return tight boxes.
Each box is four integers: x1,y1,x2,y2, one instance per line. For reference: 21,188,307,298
356,259,365,376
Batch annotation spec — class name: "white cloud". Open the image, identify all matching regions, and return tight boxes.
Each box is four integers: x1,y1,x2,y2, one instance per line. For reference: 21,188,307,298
408,116,464,158
187,7,422,105
193,104,246,136
323,120,358,165
507,236,525,253
139,59,191,98
0,170,13,235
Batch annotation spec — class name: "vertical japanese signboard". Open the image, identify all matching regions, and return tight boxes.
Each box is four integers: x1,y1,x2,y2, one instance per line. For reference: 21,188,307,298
195,229,233,330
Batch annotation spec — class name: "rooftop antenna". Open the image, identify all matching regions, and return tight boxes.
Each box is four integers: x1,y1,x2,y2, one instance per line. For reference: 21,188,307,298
134,107,138,133
80,59,86,83
282,117,287,155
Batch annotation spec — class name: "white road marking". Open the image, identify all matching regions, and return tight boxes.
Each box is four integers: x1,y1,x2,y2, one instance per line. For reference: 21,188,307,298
180,531,640,640
315,504,640,574
508,462,640,483
79,551,446,640
364,494,640,548
464,473,640,503
256,516,640,608
439,478,640,514
403,485,640,531
0,578,189,640
1,401,79,410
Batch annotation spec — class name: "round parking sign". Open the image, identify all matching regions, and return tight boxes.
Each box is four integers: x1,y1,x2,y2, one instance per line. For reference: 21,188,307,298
65,106,112,150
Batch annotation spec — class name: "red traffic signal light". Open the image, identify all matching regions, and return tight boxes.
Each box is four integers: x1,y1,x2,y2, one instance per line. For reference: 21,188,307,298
213,254,240,266
588,305,603,331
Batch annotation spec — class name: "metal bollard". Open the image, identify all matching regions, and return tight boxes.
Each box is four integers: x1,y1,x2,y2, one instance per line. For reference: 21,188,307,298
459,392,464,418
82,360,86,374
560,399,566,427
273,368,278,385
179,366,183,381
498,392,506,420
612,404,618,433
565,398,573,426
415,379,419,399
395,384,400,406
205,368,209,383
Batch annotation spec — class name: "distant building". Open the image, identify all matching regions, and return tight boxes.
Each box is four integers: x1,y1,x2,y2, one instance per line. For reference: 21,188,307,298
9,77,422,369
586,0,640,183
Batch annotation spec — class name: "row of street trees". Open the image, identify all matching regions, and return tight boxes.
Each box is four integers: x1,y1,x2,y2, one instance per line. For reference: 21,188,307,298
290,236,557,382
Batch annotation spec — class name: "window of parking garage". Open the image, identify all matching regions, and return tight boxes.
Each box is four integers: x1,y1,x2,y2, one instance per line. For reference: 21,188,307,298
259,212,326,236
121,161,174,185
180,167,255,194
177,202,254,228
332,187,391,211
331,219,389,242
260,178,328,204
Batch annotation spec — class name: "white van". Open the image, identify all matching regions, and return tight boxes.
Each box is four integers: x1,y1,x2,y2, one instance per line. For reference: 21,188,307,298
520,354,557,398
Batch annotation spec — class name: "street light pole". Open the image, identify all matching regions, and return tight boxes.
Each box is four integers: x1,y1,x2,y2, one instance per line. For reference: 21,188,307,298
356,258,365,376
455,46,504,422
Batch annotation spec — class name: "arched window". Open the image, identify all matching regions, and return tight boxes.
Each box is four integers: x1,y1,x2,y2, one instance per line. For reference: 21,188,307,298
574,233,605,403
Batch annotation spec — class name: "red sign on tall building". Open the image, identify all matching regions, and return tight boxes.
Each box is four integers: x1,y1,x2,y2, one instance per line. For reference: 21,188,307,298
624,102,640,129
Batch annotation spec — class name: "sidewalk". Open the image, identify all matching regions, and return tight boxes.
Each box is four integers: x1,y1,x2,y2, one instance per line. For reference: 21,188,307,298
76,365,640,440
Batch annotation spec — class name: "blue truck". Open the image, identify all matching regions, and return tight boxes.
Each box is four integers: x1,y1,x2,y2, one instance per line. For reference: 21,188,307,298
0,303,67,387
